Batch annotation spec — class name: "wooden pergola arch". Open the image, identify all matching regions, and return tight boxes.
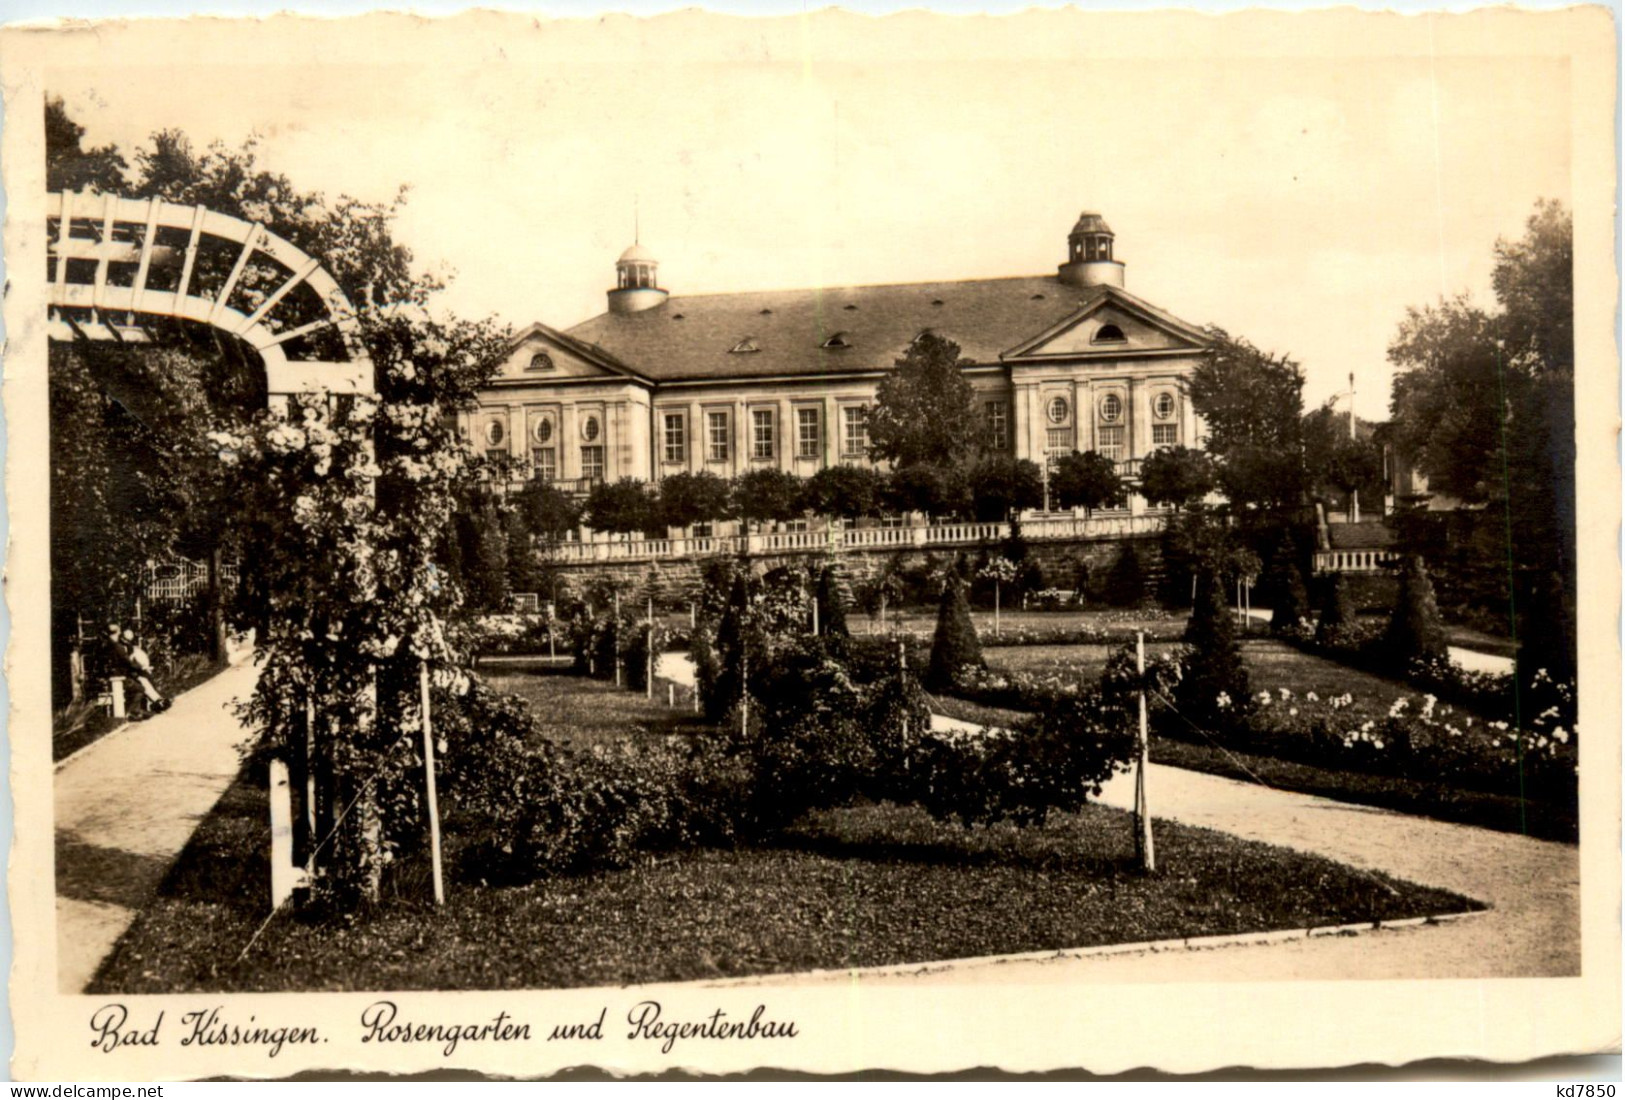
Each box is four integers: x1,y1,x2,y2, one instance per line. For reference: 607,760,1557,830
45,189,374,398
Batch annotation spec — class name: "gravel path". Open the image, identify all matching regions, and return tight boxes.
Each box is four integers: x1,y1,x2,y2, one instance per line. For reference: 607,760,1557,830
54,656,260,993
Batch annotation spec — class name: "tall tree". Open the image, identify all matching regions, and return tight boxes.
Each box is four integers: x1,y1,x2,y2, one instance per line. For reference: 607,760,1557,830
1301,405,1385,508
1189,330,1307,513
585,478,656,540
865,333,987,468
1387,201,1576,658
800,464,884,522
46,96,128,193
733,468,804,529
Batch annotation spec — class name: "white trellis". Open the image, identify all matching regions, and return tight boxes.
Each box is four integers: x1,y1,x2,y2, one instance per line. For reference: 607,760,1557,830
48,189,380,909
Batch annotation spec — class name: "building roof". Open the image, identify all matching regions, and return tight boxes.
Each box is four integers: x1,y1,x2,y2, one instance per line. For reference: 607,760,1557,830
618,243,657,264
564,275,1118,382
1071,212,1113,237
1326,522,1397,550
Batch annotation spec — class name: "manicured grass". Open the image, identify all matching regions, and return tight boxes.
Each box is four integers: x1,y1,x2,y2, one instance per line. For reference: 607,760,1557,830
479,660,713,750
89,768,1478,994
53,654,225,762
857,607,1186,639
985,641,1184,679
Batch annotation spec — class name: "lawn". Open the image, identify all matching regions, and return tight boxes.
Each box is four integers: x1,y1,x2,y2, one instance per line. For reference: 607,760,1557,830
862,607,1187,640
89,765,1478,994
479,660,713,750
984,641,1185,679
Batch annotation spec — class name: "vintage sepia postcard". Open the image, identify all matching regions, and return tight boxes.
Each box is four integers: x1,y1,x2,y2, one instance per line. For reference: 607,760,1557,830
3,6,1618,1081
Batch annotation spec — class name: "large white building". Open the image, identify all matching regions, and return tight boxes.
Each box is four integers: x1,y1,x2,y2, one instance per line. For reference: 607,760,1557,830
465,211,1211,530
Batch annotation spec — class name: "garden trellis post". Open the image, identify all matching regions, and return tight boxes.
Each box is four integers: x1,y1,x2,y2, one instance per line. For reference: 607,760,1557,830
1135,631,1156,873
646,594,654,699
420,659,445,906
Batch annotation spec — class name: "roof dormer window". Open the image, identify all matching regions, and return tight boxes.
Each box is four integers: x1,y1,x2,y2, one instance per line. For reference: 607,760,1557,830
730,338,761,354
821,332,852,350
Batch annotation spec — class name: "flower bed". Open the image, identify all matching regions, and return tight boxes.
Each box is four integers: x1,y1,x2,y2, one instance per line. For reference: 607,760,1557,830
937,639,1577,834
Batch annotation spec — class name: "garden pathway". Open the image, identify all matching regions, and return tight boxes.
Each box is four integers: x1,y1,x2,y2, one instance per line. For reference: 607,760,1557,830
54,651,260,993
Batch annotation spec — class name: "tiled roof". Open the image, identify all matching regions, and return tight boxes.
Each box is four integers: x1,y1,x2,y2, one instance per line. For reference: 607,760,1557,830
1327,522,1397,550
564,276,1111,382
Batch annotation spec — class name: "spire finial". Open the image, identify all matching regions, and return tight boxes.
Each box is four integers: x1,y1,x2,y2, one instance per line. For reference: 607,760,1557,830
634,194,640,246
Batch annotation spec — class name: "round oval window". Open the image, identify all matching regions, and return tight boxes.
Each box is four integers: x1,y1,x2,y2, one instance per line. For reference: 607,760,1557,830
582,416,601,442
534,417,553,444
1154,393,1176,420
1100,394,1123,423
484,420,505,446
1047,396,1069,424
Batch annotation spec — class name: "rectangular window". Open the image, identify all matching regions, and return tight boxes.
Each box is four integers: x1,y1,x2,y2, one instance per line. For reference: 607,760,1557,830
985,400,1009,451
842,405,868,456
1097,425,1125,461
1152,423,1179,448
797,407,821,458
707,411,730,462
663,412,686,464
752,410,775,460
531,447,556,481
1045,426,1074,453
581,445,605,482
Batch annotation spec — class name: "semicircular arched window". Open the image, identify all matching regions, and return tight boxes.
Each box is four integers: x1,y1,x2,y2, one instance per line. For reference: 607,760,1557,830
527,351,555,372
1093,323,1126,344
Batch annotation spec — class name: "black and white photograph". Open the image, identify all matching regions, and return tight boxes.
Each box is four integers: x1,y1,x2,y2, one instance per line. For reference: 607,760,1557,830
4,5,1618,1080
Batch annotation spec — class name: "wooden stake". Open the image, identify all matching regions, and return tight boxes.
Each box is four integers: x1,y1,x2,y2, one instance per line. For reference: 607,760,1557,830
646,596,654,698
1135,631,1156,873
420,660,445,906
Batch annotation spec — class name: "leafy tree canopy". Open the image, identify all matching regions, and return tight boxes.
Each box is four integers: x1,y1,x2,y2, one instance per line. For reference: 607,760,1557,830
865,333,987,468
1190,329,1307,512
1049,450,1124,514
656,470,734,530
1138,445,1216,510
733,468,804,526
965,455,1043,522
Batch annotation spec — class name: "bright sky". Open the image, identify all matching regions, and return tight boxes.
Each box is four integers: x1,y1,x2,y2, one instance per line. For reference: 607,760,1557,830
42,10,1574,419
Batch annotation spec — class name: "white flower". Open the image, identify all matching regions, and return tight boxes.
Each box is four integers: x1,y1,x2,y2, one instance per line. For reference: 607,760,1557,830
1373,739,1385,750
1288,707,1298,717
1278,687,1292,700
1554,727,1570,744
1216,692,1232,710
1306,691,1319,702
1257,690,1272,706
1491,720,1510,732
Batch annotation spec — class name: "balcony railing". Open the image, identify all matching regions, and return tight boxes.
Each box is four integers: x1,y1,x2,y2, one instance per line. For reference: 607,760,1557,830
546,513,1168,565
1313,549,1397,574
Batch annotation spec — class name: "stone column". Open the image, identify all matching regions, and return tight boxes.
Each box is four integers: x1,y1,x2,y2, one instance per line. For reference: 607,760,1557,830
778,397,795,471
690,401,705,474
560,403,578,480
508,403,526,461
824,395,839,468
734,398,748,477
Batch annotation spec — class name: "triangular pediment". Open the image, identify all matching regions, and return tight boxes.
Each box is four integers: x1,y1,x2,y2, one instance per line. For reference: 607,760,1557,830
496,322,651,383
1002,286,1210,361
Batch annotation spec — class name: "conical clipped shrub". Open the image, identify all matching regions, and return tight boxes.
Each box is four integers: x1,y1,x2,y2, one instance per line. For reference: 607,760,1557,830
1176,567,1251,732
815,565,851,637
1103,543,1147,608
1384,553,1450,668
1266,549,1310,634
926,577,984,692
1315,572,1357,646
